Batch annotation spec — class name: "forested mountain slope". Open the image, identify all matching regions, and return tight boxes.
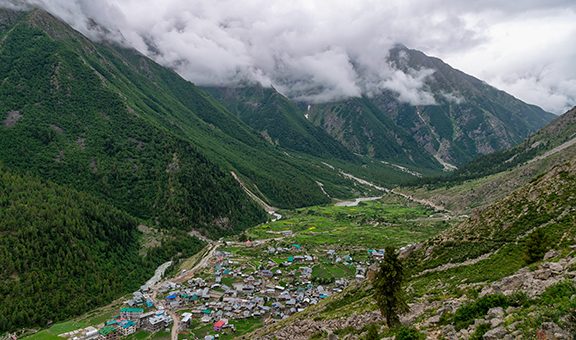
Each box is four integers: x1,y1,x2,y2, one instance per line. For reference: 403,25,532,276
0,165,204,332
203,85,356,161
0,8,271,236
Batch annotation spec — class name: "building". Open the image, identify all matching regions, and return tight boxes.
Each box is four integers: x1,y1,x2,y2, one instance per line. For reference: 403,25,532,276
98,326,118,340
141,312,172,332
120,308,144,321
213,320,227,331
118,320,137,336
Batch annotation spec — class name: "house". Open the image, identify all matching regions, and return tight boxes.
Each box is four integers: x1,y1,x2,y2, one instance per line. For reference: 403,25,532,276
181,313,192,327
84,327,99,339
118,320,136,336
213,319,227,331
97,326,118,340
120,308,144,321
142,312,172,332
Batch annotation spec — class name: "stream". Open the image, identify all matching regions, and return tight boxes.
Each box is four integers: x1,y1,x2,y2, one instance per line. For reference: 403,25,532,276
141,261,172,291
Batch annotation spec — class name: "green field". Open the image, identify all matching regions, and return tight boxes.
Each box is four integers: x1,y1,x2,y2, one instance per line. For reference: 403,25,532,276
247,194,452,250
312,263,356,280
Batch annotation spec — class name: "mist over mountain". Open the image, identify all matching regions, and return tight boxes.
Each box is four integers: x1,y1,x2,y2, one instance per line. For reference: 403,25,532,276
2,0,574,112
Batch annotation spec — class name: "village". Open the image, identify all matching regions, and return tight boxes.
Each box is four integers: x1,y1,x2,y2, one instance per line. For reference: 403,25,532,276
52,197,436,340
59,237,391,340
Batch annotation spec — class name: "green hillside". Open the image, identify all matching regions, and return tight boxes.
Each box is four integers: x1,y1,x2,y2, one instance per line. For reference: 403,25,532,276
0,165,204,332
246,158,576,339
203,85,356,161
420,106,576,185
0,8,270,236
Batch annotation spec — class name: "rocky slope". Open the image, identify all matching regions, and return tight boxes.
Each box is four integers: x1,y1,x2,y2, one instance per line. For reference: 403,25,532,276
306,45,555,168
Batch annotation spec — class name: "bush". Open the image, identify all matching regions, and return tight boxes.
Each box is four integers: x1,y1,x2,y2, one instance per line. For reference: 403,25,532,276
363,324,379,340
396,326,425,340
469,323,490,340
451,293,527,330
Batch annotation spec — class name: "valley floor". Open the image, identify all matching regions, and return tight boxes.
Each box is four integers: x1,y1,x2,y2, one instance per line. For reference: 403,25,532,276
20,194,452,340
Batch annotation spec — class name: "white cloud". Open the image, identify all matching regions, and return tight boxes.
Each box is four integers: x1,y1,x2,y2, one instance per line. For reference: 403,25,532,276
1,0,575,111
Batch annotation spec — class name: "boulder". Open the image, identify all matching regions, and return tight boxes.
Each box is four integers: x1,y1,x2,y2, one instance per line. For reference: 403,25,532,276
543,250,560,260
549,262,563,273
534,269,552,280
487,307,504,318
483,326,508,340
490,317,503,328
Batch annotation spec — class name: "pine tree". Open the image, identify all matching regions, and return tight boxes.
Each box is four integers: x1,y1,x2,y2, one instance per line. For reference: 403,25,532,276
525,228,548,264
372,247,408,327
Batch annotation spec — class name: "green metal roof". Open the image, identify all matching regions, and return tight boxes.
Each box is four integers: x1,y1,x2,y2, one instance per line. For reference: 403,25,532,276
120,307,144,313
98,326,117,336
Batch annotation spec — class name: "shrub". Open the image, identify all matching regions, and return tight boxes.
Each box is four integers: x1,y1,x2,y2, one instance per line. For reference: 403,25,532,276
452,294,515,330
396,326,425,340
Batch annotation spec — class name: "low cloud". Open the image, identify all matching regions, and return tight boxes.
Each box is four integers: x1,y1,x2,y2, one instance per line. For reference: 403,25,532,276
1,0,574,111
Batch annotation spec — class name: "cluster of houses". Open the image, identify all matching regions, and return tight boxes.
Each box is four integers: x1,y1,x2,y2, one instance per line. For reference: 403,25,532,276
62,308,173,340
74,244,386,339
148,246,372,327
96,308,173,340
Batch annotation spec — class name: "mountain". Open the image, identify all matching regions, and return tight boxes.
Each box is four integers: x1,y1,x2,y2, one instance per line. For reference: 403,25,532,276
246,108,576,340
405,106,576,213
0,165,204,332
208,46,555,171
0,7,392,240
305,46,555,168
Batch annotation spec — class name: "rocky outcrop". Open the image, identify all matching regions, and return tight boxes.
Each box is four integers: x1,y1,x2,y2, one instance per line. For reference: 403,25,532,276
480,256,576,298
253,311,381,340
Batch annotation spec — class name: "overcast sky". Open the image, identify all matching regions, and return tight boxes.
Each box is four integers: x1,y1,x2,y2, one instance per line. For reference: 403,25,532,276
3,0,576,113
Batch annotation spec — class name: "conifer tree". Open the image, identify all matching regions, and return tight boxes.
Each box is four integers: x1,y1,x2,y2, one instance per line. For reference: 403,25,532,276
373,247,408,327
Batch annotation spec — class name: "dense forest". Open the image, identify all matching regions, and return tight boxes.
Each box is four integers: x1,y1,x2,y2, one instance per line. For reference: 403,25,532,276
0,21,267,236
0,166,204,332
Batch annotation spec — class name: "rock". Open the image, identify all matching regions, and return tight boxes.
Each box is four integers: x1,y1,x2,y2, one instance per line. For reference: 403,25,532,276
442,325,457,340
539,322,572,339
549,262,563,273
511,330,522,337
490,317,503,328
506,321,520,331
534,269,552,280
505,306,519,314
544,249,560,260
427,315,441,324
487,307,505,318
483,326,508,340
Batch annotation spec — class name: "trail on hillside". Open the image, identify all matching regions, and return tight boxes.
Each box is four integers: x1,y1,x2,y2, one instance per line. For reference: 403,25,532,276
526,135,576,165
